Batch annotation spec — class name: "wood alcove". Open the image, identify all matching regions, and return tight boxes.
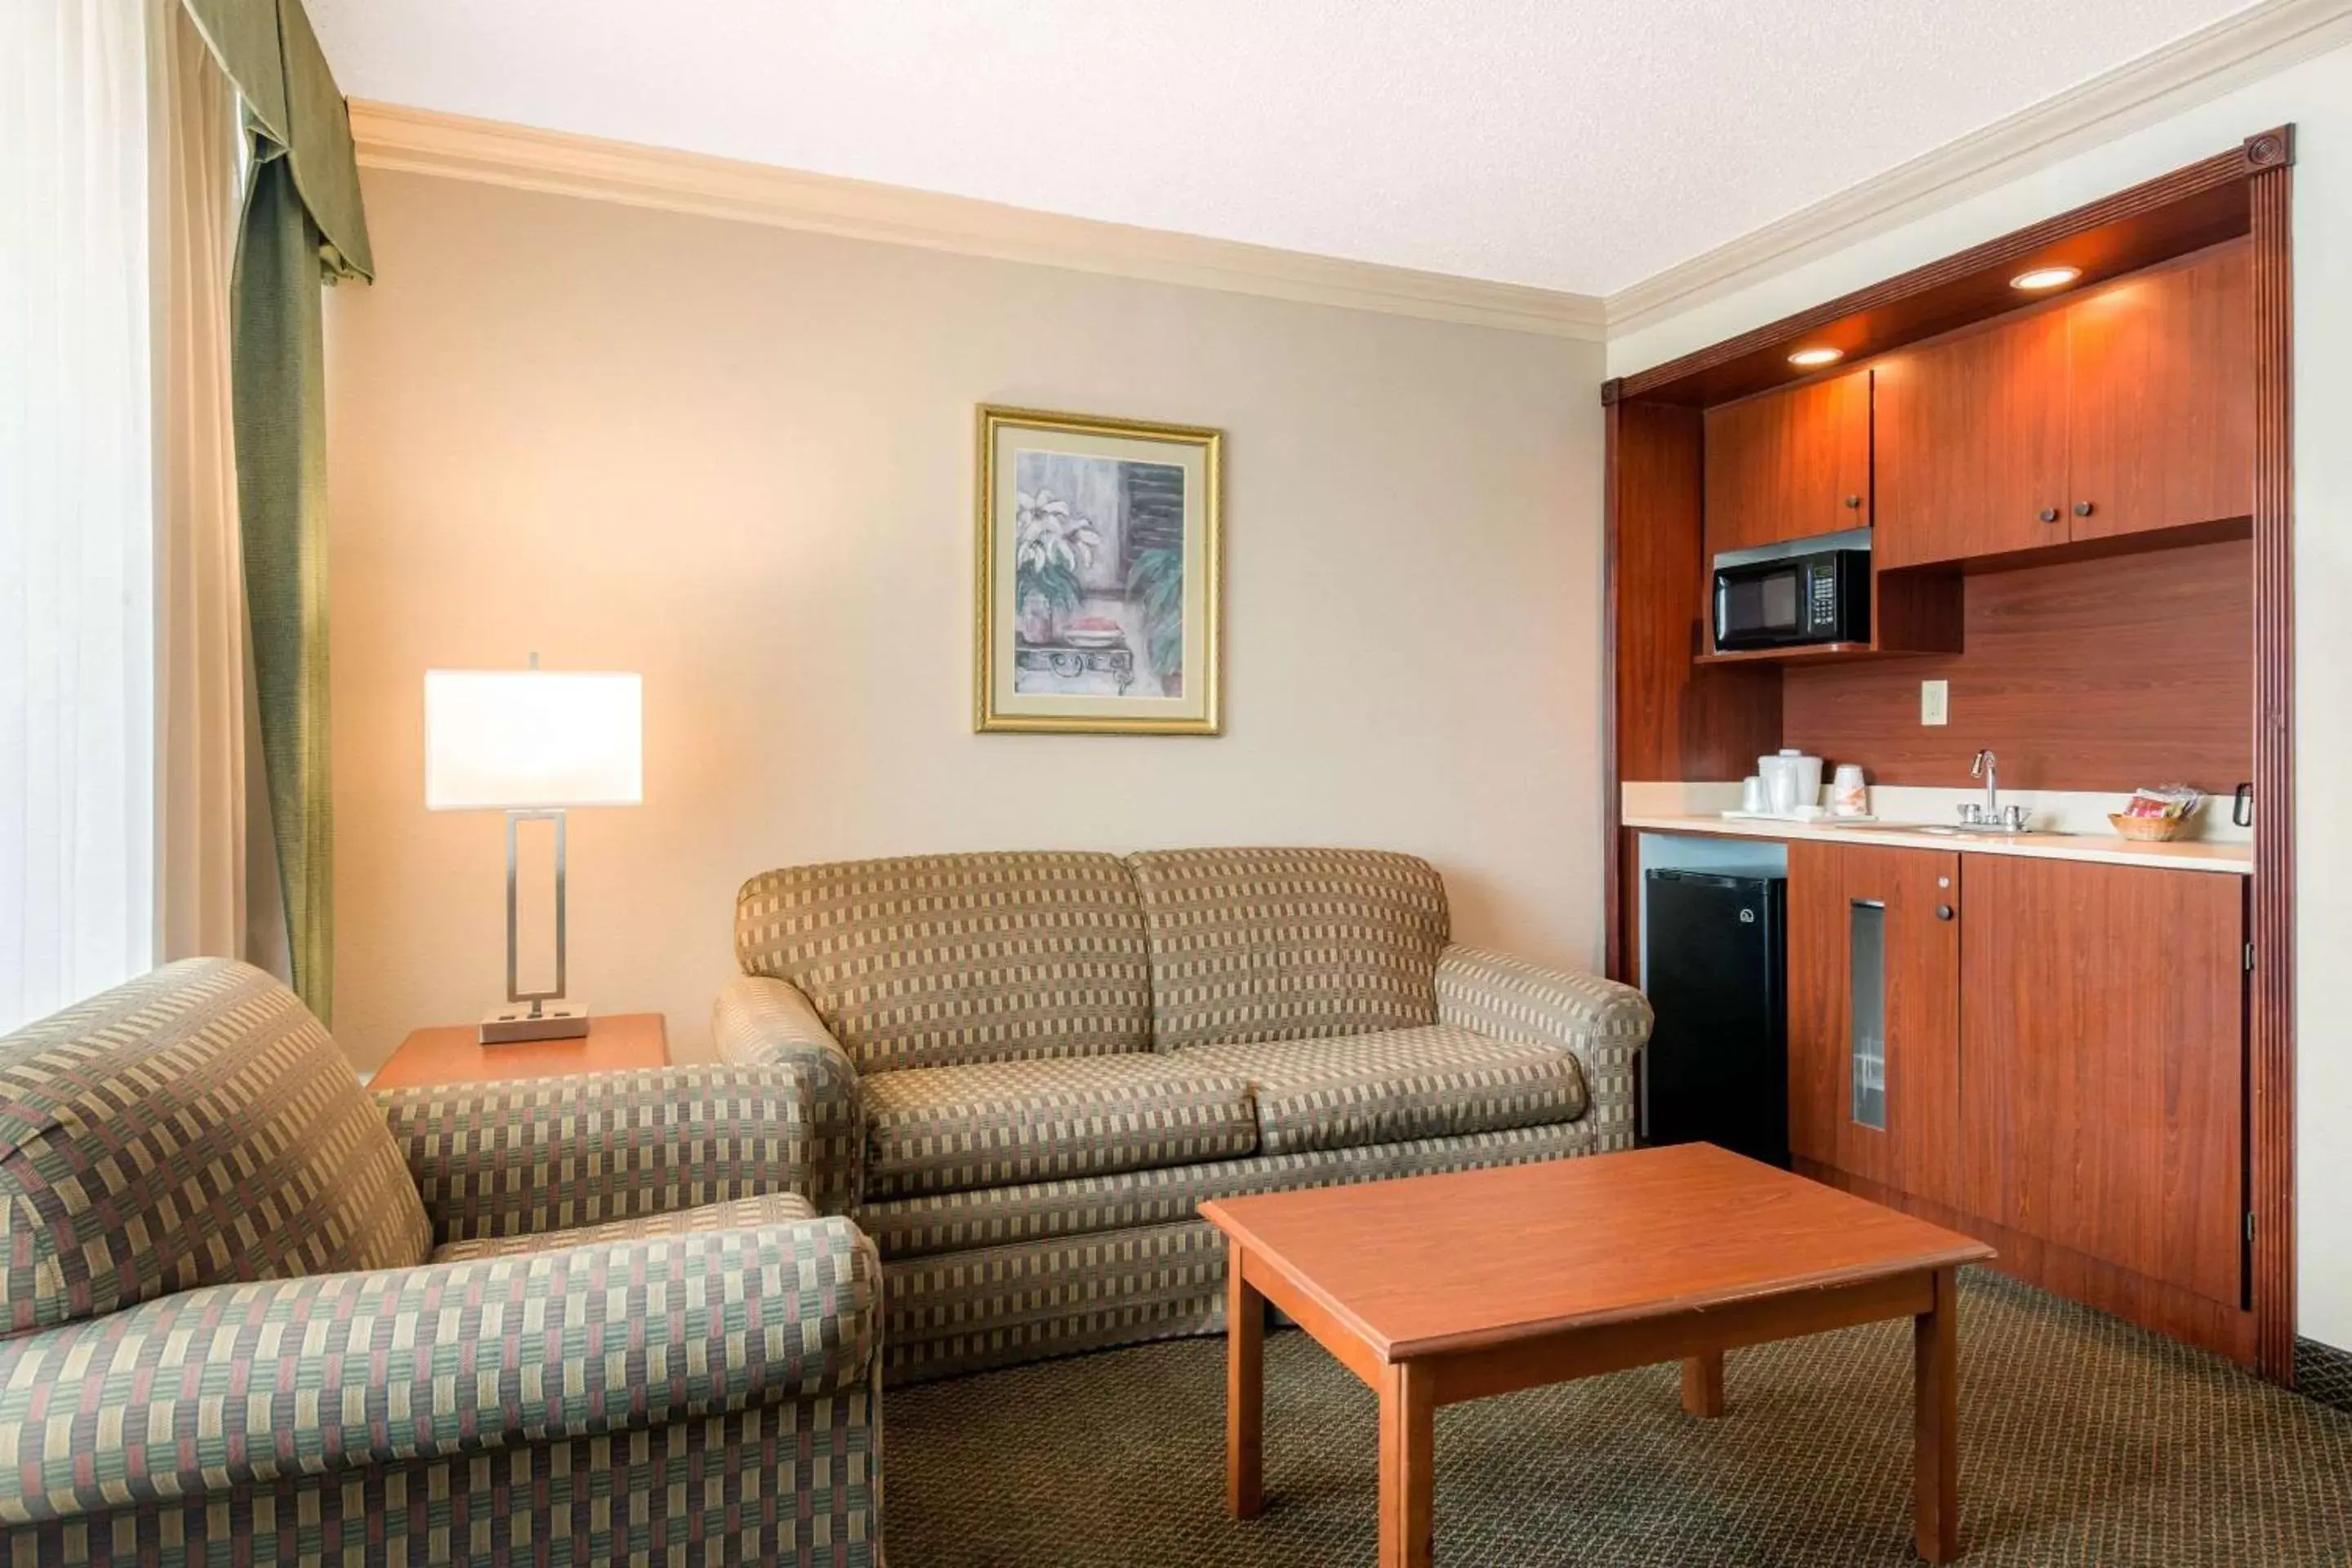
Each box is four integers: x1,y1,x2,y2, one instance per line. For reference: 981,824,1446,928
1601,128,2297,1383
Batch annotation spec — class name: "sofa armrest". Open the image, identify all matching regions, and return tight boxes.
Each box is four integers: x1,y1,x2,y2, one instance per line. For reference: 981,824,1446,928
375,1064,813,1245
0,1217,879,1526
715,975,862,1214
1435,944,1654,1153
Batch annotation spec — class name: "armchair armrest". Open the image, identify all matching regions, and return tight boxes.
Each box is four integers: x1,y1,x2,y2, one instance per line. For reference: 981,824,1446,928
0,1217,878,1526
714,975,862,1213
1435,944,1654,1153
374,1064,811,1245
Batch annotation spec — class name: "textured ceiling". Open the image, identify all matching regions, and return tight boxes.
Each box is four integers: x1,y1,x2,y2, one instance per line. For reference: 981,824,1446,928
306,0,2257,296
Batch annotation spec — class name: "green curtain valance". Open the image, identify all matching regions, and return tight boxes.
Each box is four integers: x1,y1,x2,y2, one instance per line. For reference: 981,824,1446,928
180,0,372,280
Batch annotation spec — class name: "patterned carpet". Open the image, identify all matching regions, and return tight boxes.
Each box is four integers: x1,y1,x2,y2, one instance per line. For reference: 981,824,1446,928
888,1270,2352,1566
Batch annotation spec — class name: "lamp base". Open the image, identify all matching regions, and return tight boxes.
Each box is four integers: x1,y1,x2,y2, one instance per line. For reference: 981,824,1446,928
479,1004,590,1045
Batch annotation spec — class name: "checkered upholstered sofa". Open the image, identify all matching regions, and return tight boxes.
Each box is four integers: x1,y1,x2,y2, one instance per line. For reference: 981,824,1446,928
715,846,1651,1383
0,959,883,1567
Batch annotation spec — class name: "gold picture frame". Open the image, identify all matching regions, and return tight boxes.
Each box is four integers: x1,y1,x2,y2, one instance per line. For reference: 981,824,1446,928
974,404,1223,734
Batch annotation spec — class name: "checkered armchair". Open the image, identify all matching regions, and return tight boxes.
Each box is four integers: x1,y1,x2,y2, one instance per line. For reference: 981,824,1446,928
0,960,883,1567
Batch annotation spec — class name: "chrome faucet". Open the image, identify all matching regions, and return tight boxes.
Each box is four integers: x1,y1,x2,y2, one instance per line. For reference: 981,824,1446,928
1960,750,2028,831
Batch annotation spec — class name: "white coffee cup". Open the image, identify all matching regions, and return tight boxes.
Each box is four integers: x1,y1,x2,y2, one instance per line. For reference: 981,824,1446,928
1831,764,1869,816
1740,775,1769,813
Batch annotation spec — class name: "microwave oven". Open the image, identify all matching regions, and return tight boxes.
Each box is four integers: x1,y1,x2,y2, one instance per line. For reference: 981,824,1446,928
1713,547,1871,650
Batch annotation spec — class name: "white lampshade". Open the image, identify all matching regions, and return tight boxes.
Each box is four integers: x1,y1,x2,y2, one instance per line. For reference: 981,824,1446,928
425,670,643,810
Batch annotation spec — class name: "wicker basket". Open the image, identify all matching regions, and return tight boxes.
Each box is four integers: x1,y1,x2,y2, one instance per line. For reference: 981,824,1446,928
2108,812,2192,842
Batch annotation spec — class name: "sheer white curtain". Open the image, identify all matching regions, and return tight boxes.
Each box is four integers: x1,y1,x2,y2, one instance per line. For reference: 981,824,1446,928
0,0,158,1032
156,0,250,966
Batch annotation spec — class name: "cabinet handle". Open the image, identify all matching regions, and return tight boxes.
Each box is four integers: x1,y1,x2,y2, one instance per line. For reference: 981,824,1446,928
1936,904,1955,921
2074,501,2095,517
2037,508,2060,523
1844,495,1863,509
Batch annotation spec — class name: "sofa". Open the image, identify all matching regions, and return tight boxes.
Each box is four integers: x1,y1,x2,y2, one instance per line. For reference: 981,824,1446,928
714,846,1652,1383
0,960,883,1567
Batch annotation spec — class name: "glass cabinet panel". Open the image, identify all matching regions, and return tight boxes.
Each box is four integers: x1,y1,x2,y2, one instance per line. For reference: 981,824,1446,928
1851,899,1888,1129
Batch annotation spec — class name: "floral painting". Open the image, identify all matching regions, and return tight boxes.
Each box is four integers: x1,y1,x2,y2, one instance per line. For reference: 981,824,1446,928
977,407,1221,734
1012,453,1187,697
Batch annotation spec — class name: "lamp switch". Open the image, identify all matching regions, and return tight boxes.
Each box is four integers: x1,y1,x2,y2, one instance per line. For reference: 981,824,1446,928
1921,679,1949,727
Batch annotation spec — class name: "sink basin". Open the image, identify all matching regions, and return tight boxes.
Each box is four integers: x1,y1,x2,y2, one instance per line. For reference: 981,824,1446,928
1905,822,2037,838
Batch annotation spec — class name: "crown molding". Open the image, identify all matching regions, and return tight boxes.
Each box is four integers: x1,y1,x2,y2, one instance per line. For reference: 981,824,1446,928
346,102,1607,342
1604,0,2352,336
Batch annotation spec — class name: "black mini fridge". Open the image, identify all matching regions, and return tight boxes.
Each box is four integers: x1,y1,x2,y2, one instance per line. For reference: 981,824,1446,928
1642,869,1788,1166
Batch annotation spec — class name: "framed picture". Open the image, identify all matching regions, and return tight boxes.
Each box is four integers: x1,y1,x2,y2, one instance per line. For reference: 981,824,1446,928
975,404,1223,734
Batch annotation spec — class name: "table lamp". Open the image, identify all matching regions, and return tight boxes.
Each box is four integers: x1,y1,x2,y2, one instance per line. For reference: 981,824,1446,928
425,661,643,1043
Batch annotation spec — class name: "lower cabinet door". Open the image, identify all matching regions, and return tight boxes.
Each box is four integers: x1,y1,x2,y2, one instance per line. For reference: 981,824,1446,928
1960,856,2247,1307
1786,840,1963,1206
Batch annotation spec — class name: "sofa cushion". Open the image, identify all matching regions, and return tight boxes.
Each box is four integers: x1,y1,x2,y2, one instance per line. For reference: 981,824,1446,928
858,1120,1599,1261
1129,848,1449,1052
430,1192,819,1263
1174,1024,1587,1156
736,851,1153,1072
862,1054,1258,1200
0,960,434,1333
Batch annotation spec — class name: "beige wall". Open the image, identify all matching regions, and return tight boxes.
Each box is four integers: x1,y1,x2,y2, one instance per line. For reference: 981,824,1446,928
326,171,1609,1071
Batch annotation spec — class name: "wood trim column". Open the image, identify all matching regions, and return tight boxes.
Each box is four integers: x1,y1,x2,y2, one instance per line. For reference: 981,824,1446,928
2246,127,2296,1386
1602,398,1627,982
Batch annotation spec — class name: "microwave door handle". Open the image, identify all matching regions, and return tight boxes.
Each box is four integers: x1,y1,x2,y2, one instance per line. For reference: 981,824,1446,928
1714,577,1729,647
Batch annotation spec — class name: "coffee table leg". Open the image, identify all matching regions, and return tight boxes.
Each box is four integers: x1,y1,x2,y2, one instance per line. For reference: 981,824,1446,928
1378,1361,1435,1568
1914,1265,1960,1562
1227,1242,1264,1519
1681,1350,1725,1418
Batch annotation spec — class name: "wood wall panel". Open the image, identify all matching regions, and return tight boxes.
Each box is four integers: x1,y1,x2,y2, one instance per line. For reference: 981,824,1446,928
2247,157,2296,1383
1781,538,2252,792
1610,399,1780,783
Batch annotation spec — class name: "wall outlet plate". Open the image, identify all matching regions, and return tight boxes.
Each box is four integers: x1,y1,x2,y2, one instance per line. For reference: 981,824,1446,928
1921,679,1949,726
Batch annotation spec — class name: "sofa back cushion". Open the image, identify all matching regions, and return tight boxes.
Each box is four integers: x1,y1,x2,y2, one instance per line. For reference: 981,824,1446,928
735,851,1154,1072
1129,848,1450,1052
0,959,433,1334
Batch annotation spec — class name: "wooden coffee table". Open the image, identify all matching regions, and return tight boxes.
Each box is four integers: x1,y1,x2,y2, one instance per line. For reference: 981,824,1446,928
1199,1143,1993,1566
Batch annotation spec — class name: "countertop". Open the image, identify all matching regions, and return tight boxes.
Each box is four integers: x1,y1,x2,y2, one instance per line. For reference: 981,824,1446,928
1623,811,2253,875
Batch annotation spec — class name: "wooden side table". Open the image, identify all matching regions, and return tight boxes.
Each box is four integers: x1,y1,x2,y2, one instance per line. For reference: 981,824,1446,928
370,1013,670,1089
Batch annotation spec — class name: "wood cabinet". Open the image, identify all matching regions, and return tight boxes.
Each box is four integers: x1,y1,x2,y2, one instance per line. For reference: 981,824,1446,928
1702,369,1872,556
1875,243,2252,568
1873,309,2070,568
2067,246,2254,543
1960,857,2247,1308
1785,840,1963,1209
1786,844,2249,1333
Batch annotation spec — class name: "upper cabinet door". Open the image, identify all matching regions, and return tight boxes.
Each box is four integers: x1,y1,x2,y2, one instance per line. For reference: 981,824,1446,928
2066,244,2253,542
1873,309,2070,569
1702,368,1871,557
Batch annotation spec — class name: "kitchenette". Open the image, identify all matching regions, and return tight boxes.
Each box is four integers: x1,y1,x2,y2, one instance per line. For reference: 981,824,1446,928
1601,132,2294,1377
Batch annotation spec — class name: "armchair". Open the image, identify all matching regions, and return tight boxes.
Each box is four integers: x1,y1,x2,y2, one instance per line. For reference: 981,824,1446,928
714,974,864,1214
0,960,883,1567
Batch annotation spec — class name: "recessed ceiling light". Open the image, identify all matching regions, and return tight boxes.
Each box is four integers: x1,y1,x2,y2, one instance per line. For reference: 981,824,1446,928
2010,265,2082,291
1787,347,1843,368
